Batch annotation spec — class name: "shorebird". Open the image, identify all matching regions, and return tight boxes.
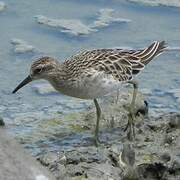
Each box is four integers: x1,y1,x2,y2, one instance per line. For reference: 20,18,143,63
12,41,167,145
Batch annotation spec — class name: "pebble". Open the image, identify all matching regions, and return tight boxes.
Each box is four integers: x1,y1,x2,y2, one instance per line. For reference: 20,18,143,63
160,152,171,162
171,159,180,175
164,135,174,144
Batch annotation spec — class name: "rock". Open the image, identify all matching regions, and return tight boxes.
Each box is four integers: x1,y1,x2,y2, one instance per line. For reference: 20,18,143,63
84,162,121,179
136,162,167,180
53,164,66,179
37,146,122,180
122,170,139,180
11,38,35,54
37,152,59,166
0,1,6,12
34,112,180,180
160,152,171,162
164,134,174,144
168,114,180,129
65,146,109,164
0,128,56,180
136,100,148,117
0,116,5,126
170,159,180,175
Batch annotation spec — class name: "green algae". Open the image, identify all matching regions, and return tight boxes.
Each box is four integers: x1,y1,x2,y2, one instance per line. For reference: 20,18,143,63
69,124,87,133
42,118,64,127
71,176,88,180
62,112,83,122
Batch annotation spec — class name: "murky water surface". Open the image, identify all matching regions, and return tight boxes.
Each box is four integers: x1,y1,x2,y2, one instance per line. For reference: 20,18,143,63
0,0,179,154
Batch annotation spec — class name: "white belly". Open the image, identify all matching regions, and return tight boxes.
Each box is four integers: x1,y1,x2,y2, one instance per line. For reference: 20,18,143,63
51,70,122,99
78,76,120,99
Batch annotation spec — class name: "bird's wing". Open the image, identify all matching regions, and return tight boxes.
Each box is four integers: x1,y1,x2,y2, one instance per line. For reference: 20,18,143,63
90,50,144,81
65,41,166,81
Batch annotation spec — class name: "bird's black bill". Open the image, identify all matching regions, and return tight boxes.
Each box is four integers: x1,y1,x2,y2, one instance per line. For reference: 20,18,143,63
12,76,32,93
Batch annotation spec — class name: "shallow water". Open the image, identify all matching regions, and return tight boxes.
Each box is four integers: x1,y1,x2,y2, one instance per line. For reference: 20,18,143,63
0,0,180,154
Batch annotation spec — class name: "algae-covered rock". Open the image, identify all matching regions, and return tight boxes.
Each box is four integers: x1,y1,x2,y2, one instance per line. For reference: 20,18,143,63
37,112,180,180
12,85,180,179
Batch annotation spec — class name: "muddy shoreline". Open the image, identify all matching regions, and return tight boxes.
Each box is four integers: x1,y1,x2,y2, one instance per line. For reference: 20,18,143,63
34,92,180,180
0,91,179,180
36,112,180,180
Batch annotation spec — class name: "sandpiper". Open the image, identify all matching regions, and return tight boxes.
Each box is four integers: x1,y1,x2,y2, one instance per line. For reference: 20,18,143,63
12,41,167,145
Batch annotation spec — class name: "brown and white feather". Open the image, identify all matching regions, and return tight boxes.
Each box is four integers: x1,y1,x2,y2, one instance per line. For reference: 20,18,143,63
65,41,167,82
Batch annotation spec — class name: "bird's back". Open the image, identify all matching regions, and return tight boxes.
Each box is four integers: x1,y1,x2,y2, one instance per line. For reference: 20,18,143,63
64,41,167,82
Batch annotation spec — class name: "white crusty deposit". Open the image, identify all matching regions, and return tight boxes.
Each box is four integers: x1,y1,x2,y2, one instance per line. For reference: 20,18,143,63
127,0,180,7
11,38,35,54
90,9,131,29
34,9,131,36
34,15,95,36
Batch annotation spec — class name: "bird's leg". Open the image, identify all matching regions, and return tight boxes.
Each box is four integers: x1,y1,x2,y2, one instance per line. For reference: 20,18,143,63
93,99,101,146
124,81,138,141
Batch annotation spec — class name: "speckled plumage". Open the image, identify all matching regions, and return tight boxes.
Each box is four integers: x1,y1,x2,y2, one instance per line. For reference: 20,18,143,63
27,41,166,99
13,41,167,144
64,41,166,81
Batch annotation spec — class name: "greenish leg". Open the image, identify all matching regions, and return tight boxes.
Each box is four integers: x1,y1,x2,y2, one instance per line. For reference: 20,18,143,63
93,99,101,146
125,81,138,141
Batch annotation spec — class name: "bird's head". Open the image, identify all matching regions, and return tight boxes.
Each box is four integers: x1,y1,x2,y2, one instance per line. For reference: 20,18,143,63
12,56,59,93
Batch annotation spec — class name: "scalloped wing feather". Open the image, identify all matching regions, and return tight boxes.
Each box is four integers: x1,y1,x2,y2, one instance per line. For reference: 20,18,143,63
65,41,167,82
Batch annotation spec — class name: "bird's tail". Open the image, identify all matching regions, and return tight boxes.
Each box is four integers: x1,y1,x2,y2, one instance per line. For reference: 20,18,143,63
134,41,167,65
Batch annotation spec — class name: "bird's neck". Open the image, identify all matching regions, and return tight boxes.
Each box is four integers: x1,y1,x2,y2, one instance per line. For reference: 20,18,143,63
44,62,68,90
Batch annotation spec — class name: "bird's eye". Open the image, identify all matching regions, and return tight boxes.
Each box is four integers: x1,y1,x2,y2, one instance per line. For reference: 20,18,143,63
34,68,42,74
